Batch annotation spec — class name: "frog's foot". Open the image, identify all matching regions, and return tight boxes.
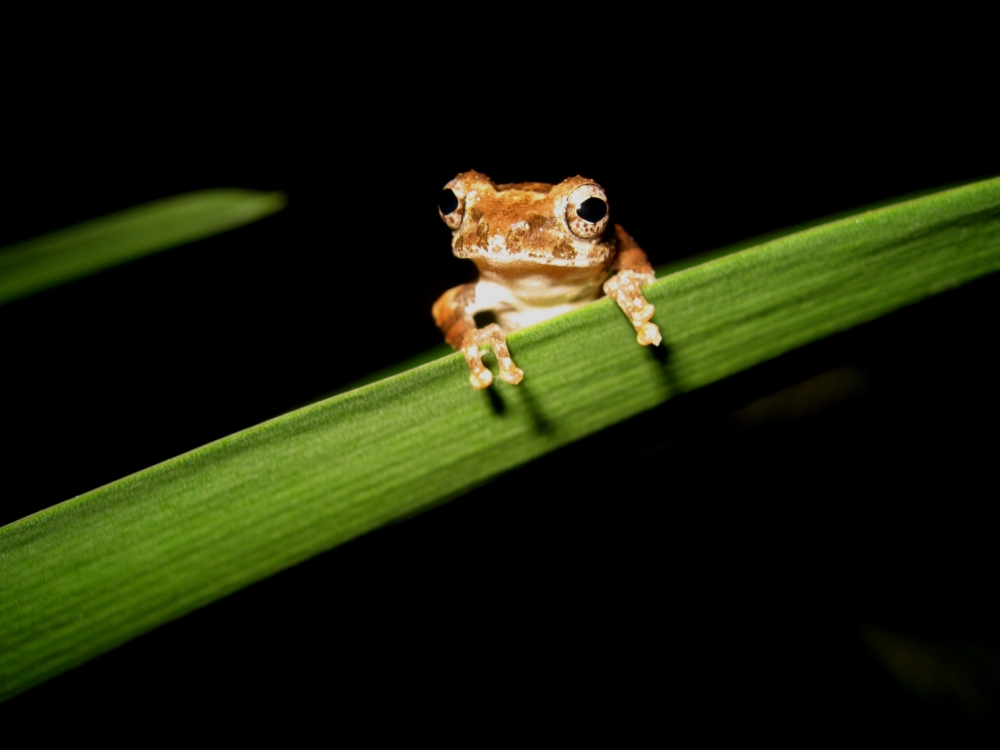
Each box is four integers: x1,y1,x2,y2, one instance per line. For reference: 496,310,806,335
604,270,662,347
461,324,524,389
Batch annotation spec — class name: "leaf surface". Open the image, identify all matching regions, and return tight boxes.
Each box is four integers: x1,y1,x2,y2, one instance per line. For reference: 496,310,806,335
0,189,287,305
2,177,999,701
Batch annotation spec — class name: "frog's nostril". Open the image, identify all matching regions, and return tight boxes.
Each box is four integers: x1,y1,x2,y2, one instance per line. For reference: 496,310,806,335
439,189,460,216
578,197,608,223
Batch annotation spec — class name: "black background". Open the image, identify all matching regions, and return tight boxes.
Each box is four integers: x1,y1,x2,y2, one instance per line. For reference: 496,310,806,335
2,50,999,738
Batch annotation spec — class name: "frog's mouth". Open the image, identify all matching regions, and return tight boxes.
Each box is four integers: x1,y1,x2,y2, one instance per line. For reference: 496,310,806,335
472,255,611,289
453,237,614,267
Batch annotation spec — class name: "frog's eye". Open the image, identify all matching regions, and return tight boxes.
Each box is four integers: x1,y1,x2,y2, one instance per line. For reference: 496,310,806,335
566,184,610,239
438,182,466,230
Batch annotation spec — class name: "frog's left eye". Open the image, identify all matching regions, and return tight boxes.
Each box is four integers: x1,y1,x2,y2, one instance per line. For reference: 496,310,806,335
438,181,466,230
566,184,610,239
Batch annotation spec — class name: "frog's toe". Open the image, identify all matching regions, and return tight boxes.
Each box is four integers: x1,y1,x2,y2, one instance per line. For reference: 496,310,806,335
471,369,494,389
637,322,662,347
497,355,524,385
499,367,524,385
630,302,655,324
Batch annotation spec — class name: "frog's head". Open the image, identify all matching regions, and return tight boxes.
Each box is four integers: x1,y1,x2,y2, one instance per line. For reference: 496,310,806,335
438,170,616,270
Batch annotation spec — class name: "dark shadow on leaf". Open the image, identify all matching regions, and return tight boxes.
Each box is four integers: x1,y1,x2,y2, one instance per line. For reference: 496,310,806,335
482,385,505,415
481,376,553,435
649,340,671,365
515,381,554,435
648,334,680,399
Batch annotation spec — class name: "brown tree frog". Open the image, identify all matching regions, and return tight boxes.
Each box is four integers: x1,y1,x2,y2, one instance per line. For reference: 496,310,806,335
433,170,661,389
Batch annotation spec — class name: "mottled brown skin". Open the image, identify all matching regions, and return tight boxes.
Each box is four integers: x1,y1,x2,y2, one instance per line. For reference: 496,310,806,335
434,171,660,389
432,284,477,350
613,224,656,276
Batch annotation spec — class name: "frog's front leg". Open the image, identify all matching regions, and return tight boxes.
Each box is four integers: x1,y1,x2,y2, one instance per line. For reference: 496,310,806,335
603,224,662,347
432,284,524,389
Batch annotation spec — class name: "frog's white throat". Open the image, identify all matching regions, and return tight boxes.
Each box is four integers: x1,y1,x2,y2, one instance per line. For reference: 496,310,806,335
472,277,605,331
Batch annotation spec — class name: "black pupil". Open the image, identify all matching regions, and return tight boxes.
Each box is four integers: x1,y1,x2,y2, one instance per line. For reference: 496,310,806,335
578,197,607,223
439,189,459,216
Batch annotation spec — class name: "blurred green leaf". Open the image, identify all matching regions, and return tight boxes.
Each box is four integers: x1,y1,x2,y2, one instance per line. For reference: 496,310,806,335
0,189,286,305
862,623,1000,718
2,177,999,702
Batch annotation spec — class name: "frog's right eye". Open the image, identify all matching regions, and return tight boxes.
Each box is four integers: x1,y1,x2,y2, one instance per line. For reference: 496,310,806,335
438,183,465,229
566,183,610,239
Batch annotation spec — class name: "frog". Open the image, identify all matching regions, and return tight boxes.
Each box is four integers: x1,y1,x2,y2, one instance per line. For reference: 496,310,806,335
432,170,661,389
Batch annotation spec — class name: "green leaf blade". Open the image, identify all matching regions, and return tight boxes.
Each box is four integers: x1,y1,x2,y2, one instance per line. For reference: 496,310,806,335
0,189,287,305
2,176,999,701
